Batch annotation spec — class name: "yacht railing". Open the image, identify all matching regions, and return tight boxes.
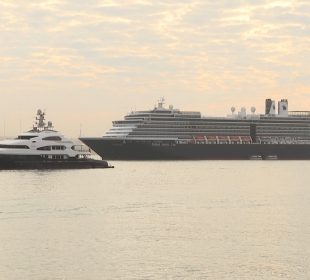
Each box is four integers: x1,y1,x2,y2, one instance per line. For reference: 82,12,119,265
289,111,310,117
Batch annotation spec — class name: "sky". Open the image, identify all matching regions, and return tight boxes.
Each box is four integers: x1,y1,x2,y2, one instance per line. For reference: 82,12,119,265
1,0,310,137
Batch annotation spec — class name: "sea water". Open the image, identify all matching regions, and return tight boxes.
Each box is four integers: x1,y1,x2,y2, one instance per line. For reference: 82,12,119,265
0,161,309,280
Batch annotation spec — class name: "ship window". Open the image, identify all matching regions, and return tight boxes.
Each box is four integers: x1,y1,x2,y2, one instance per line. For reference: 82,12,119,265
17,135,37,140
42,136,62,141
37,145,66,150
50,155,65,159
51,145,66,150
0,145,29,149
37,146,51,151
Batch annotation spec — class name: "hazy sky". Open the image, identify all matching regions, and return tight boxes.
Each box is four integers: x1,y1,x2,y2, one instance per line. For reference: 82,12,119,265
1,0,310,137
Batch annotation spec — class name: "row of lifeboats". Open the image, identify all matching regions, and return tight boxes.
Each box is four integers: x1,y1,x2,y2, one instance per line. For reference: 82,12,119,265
178,135,253,144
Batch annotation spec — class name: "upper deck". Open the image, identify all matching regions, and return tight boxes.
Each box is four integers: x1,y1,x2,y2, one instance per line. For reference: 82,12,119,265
103,98,310,144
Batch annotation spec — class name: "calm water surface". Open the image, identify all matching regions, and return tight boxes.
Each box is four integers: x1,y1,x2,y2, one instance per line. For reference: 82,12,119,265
0,161,309,280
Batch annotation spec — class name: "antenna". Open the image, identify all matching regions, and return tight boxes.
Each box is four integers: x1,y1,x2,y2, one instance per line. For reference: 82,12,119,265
158,97,165,109
33,109,48,131
47,121,53,129
79,123,82,137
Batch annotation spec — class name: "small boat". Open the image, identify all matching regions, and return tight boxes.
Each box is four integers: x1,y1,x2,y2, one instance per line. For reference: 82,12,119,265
249,155,262,160
265,155,278,160
0,110,113,170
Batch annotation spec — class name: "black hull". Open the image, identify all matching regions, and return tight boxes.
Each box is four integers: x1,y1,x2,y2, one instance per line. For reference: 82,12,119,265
0,155,112,170
80,138,310,160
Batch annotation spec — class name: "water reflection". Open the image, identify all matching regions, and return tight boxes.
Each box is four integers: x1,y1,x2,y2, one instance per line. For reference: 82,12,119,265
0,161,309,279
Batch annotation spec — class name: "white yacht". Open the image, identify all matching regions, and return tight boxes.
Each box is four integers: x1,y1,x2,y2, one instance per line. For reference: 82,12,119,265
0,110,112,169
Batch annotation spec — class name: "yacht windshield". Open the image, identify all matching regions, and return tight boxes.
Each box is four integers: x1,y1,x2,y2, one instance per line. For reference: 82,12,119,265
17,135,37,140
42,136,62,141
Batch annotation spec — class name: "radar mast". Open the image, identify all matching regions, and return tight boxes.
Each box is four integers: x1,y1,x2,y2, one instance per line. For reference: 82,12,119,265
33,109,53,131
158,97,165,109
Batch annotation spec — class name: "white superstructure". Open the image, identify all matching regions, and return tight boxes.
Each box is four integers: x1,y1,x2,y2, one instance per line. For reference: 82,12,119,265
0,110,90,160
98,98,310,145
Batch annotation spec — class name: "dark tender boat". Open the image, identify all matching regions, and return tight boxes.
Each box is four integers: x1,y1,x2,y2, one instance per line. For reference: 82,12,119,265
0,110,113,169
80,98,310,160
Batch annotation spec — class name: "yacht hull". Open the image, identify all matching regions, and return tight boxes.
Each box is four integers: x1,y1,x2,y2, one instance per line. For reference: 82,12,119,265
80,138,310,160
0,155,111,169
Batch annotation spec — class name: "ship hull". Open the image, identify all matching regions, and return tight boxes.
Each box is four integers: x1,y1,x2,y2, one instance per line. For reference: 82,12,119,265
0,155,112,170
80,138,310,160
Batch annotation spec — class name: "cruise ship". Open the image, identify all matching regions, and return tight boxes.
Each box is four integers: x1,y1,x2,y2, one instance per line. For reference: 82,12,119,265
0,110,112,169
80,98,310,160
